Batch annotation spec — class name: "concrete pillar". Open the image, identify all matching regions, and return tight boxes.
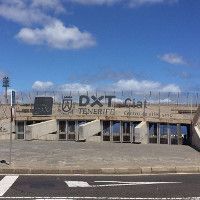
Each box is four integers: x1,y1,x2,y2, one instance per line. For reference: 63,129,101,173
100,121,103,142
24,121,27,140
66,120,68,141
167,123,170,145
56,120,59,141
177,123,182,145
78,119,101,141
157,123,160,144
130,122,133,143
26,119,57,140
135,121,149,144
120,121,123,143
191,124,200,150
110,121,113,142
75,121,78,141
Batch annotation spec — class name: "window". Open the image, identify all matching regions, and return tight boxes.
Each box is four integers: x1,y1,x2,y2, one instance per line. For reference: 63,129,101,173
59,121,66,132
68,121,75,132
17,121,24,133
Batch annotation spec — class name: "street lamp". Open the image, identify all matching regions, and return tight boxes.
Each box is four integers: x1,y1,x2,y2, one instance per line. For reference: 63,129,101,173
2,76,10,104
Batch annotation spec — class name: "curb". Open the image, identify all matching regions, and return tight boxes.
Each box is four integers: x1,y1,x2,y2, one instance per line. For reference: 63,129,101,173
0,166,199,174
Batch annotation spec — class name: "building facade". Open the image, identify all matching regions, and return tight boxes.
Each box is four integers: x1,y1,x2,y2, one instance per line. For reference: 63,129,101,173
0,91,200,150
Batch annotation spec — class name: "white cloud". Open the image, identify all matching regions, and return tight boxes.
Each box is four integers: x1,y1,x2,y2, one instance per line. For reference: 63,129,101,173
112,78,181,92
59,83,93,92
128,0,178,7
31,0,65,13
149,98,172,103
70,0,178,7
0,0,60,25
32,78,180,93
159,53,187,65
70,0,120,5
32,81,93,92
16,20,96,49
32,81,54,90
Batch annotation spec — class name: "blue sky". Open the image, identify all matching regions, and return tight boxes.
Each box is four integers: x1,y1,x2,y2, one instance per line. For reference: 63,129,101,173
0,0,199,93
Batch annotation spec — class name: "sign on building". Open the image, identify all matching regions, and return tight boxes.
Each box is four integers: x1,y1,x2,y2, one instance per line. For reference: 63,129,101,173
33,97,53,116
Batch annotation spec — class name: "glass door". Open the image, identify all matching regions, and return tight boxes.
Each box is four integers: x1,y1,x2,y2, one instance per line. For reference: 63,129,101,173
59,121,66,140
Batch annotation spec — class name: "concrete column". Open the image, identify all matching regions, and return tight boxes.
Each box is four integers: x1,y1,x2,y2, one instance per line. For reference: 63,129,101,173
177,123,181,145
110,121,113,142
15,121,17,140
24,121,27,140
100,121,103,142
75,121,78,141
130,122,133,143
56,120,59,141
135,121,148,144
157,123,160,144
78,120,101,141
120,121,123,143
66,120,68,141
167,123,170,145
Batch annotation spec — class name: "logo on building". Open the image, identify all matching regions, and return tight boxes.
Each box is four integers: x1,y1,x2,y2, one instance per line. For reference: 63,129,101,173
62,96,73,112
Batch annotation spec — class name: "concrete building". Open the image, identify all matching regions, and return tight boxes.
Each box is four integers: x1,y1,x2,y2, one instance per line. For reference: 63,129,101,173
0,91,199,150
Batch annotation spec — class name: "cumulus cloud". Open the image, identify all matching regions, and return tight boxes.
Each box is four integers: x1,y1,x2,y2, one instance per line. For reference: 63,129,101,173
58,83,93,92
112,78,181,92
0,0,61,25
32,81,93,92
31,0,65,13
70,0,178,7
16,20,96,49
32,78,180,93
159,53,187,65
70,0,120,5
0,0,96,50
32,81,54,90
128,0,178,7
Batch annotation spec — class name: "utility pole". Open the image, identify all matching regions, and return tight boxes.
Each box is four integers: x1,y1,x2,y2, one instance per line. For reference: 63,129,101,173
2,76,9,104
9,90,15,165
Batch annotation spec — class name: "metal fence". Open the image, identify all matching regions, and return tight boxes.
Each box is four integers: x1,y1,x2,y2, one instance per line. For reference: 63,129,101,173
0,91,199,107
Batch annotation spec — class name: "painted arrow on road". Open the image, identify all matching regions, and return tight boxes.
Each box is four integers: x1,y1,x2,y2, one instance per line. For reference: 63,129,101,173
65,180,181,188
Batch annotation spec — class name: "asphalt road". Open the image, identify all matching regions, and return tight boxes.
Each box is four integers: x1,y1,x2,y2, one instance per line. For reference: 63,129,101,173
0,174,200,199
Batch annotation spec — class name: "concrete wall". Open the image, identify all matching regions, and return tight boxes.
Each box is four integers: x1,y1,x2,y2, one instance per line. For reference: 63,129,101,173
78,120,101,141
191,105,200,150
87,136,101,142
0,119,15,140
135,121,149,144
25,119,57,140
191,123,200,151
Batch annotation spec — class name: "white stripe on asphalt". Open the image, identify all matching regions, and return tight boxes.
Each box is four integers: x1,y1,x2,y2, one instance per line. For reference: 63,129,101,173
65,181,181,188
0,197,199,200
65,181,91,187
93,181,181,187
0,176,19,196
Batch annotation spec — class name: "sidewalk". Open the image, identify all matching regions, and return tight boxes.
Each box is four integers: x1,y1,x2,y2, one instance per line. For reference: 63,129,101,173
0,140,199,174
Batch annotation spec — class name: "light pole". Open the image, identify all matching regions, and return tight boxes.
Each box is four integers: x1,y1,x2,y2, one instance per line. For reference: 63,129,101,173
2,76,9,104
9,90,15,165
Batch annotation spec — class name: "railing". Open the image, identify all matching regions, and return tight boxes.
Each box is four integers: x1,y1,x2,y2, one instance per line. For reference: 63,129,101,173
0,91,199,106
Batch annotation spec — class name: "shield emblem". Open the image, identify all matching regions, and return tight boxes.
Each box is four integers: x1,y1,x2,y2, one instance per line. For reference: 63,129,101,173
62,96,73,112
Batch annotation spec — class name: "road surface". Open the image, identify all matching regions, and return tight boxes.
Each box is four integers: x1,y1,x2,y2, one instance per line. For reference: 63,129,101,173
0,174,199,199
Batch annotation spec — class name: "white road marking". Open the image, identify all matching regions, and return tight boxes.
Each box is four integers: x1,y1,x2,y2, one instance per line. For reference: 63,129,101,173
65,181,91,187
65,180,181,188
0,197,199,200
0,176,19,196
93,181,181,187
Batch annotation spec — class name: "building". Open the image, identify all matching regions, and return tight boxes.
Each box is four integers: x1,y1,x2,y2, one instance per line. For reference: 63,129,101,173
0,91,199,150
